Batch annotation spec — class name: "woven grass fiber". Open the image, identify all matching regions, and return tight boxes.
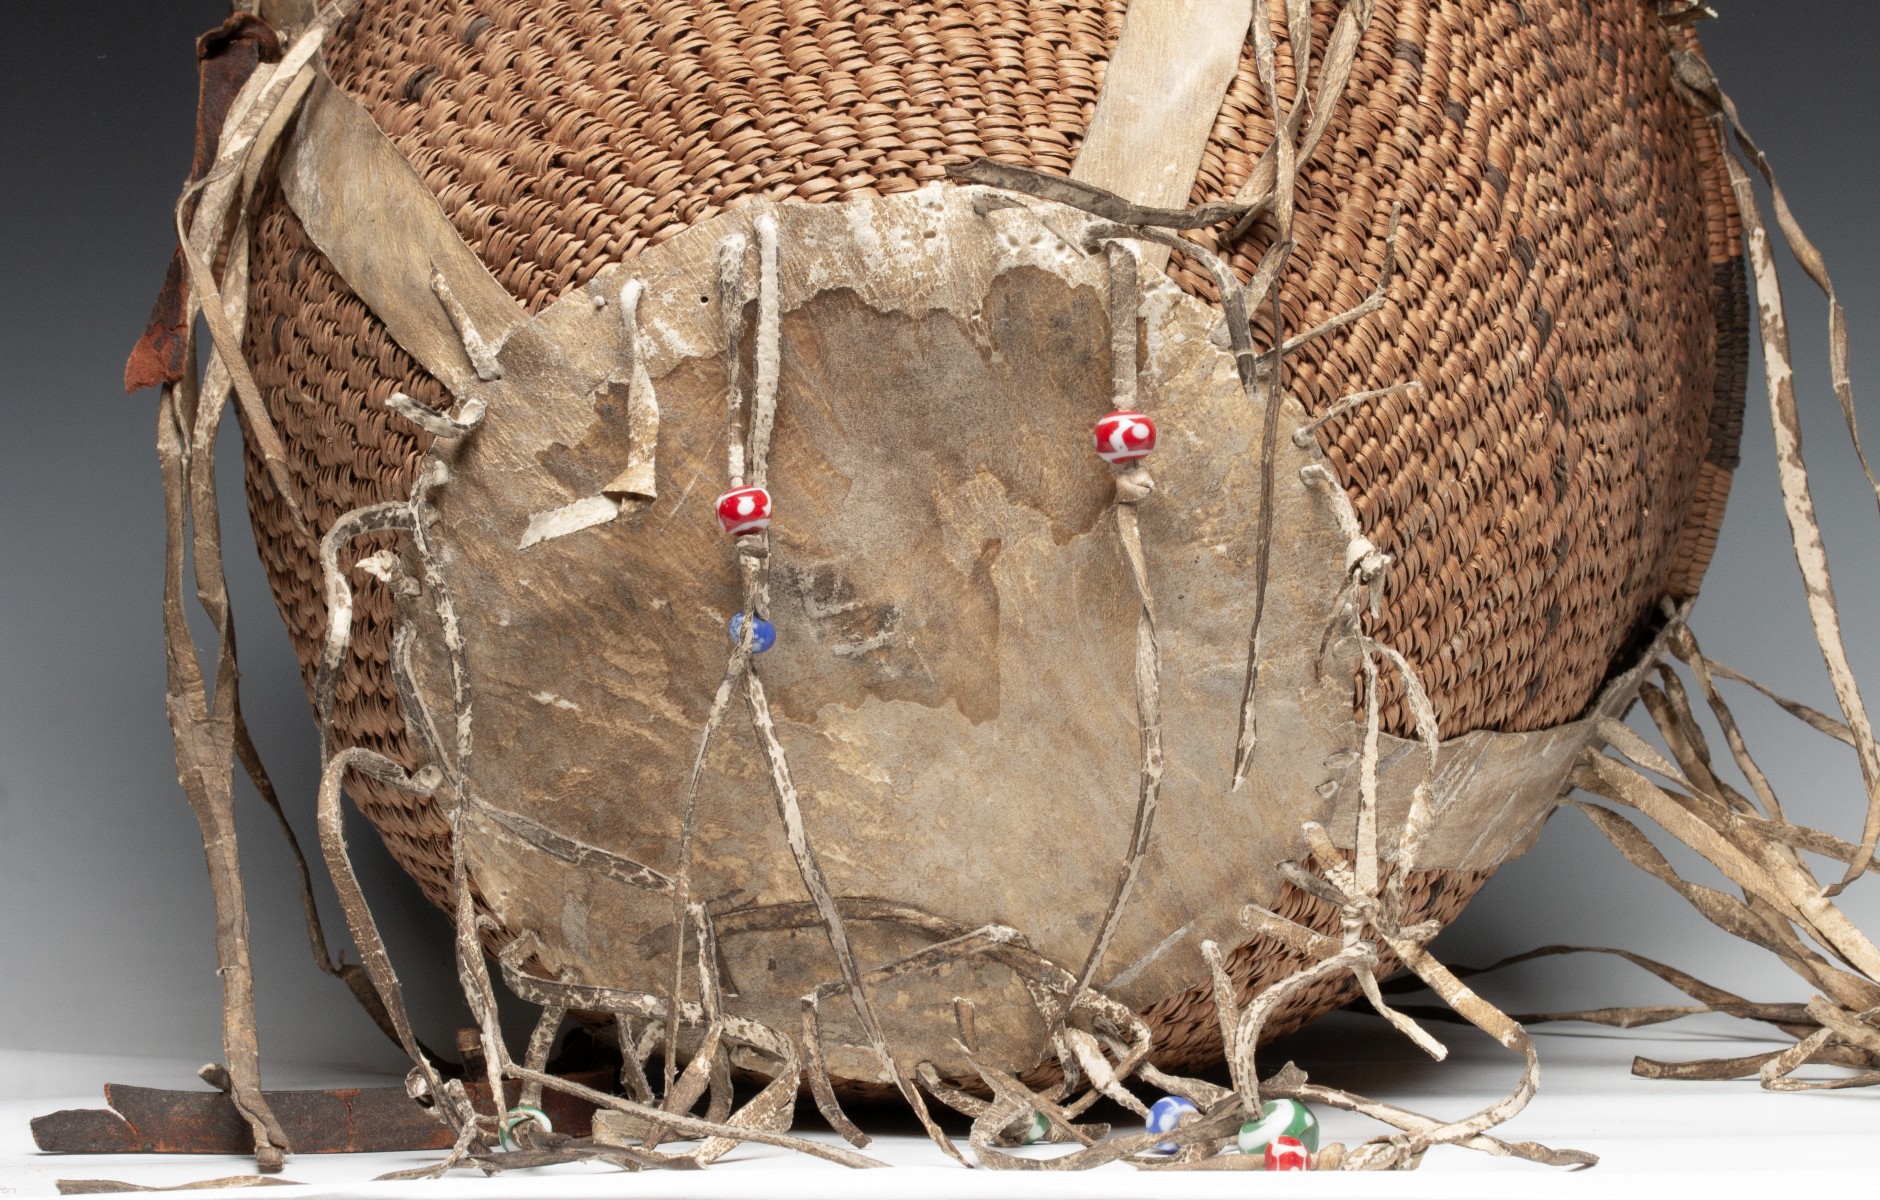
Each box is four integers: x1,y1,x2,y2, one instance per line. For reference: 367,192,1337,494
235,0,1746,1069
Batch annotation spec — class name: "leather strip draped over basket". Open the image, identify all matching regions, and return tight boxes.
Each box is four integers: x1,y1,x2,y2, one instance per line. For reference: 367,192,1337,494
233,0,1746,1080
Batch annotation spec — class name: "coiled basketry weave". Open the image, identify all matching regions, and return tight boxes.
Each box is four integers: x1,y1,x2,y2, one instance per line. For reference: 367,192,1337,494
236,0,1745,1070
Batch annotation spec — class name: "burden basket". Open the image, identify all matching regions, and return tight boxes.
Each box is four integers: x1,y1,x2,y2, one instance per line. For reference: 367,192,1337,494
169,0,1748,1096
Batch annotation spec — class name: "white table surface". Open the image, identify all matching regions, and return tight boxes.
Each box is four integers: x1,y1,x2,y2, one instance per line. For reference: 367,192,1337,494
3,1011,1873,1199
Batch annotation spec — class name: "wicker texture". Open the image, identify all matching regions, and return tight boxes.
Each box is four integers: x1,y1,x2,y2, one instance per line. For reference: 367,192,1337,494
238,0,1743,1058
1172,3,1746,736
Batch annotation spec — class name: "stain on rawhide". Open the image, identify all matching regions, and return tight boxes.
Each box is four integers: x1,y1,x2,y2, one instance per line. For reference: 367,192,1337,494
534,375,636,497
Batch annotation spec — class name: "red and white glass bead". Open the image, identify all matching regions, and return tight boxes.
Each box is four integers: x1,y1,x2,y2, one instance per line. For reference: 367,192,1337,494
1095,410,1157,463
715,486,772,536
1264,1134,1311,1171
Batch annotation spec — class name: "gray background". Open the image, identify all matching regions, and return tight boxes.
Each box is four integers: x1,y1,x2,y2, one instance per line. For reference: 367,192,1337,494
1,3,1874,1078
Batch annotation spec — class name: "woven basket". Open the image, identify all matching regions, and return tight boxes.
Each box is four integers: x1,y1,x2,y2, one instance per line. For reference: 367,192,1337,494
236,0,1744,1073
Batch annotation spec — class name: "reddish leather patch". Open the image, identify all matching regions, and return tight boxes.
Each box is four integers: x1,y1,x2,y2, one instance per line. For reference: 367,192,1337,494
124,14,282,394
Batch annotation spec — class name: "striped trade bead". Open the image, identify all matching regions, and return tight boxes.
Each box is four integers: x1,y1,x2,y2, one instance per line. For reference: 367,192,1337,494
498,1105,551,1151
1095,410,1156,463
1145,1094,1197,1154
1237,1097,1319,1156
1012,1110,1049,1145
715,486,772,535
1264,1134,1311,1171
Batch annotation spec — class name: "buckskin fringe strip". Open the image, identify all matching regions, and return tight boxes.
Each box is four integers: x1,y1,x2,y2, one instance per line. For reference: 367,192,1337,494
154,1,1880,1181
1673,51,1880,894
277,41,1588,1182
1356,31,1880,1099
1395,598,1880,1090
1069,243,1167,1007
148,3,367,1169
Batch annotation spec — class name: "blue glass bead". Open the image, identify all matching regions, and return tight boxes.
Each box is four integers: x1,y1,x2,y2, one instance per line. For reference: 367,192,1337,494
728,612,776,653
1146,1094,1198,1154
